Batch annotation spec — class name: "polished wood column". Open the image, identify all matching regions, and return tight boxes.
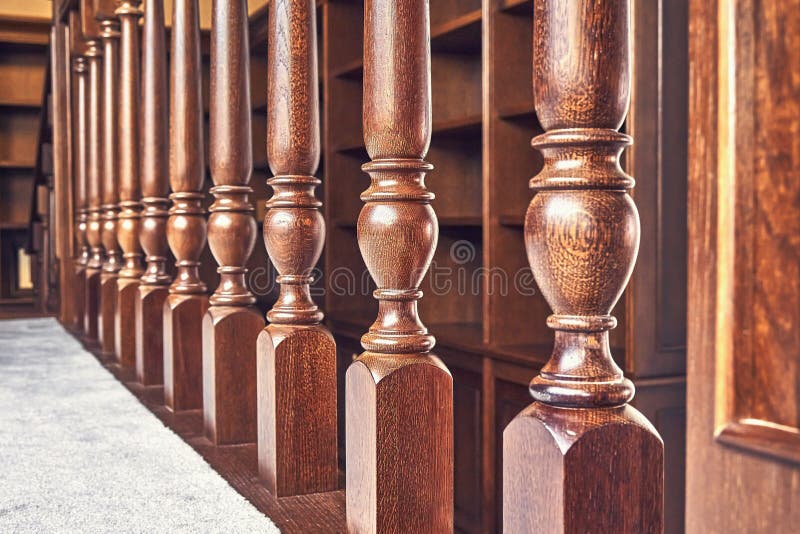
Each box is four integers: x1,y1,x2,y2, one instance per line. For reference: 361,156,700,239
256,0,337,497
502,1,663,532
114,0,145,368
83,21,104,347
70,33,89,336
135,0,171,386
164,0,208,412
97,0,121,359
203,0,265,445
345,0,453,530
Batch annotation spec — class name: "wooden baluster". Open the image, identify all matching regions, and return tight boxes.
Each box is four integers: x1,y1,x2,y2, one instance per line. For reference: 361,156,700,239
83,1,104,347
502,1,663,532
256,0,337,496
345,0,453,530
70,10,88,335
135,0,171,386
164,0,208,411
204,0,265,445
115,0,145,368
97,0,121,359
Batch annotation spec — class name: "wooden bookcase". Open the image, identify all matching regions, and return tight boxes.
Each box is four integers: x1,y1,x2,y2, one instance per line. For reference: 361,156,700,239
0,32,49,316
311,0,688,532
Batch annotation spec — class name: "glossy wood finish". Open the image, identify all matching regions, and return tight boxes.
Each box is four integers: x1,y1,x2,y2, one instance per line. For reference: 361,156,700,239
97,4,120,359
502,1,663,532
256,0,337,497
83,23,103,346
71,47,88,335
114,0,144,368
135,0,170,386
203,0,264,445
345,0,453,531
164,0,208,412
686,0,800,530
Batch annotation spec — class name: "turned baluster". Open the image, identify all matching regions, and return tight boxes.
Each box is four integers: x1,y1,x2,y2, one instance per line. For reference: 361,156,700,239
345,0,453,530
203,0,265,445
97,0,121,359
502,1,663,532
83,4,104,346
115,0,145,368
256,0,337,497
70,20,89,335
164,0,208,411
135,0,171,386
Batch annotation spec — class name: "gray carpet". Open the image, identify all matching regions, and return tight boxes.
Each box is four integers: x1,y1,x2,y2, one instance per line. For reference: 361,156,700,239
0,318,279,533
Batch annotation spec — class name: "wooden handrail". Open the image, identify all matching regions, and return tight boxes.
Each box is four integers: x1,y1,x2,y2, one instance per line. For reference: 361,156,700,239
203,0,265,445
502,1,664,532
164,0,208,412
114,0,144,368
256,0,338,497
346,0,454,530
135,0,171,386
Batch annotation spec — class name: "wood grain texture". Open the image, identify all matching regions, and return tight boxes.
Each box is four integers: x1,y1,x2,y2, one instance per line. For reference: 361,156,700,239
686,0,800,531
203,0,264,445
502,1,663,532
256,0,338,497
135,284,168,385
115,0,144,363
98,15,121,359
165,0,208,412
345,0,454,531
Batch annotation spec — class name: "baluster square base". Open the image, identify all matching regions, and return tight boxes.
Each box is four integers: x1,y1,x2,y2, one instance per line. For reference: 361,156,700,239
163,293,209,412
72,265,86,334
135,284,169,386
115,277,139,368
84,268,101,346
99,273,117,359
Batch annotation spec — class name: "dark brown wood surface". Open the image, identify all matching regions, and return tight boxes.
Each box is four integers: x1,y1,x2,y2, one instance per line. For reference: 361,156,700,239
345,0,454,531
686,0,800,530
114,0,144,368
502,1,663,532
98,10,120,359
71,48,88,335
203,0,264,445
164,0,208,412
135,0,171,386
256,0,338,498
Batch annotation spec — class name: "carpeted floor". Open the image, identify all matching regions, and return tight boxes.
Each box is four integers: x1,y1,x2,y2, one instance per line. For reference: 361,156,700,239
0,318,279,533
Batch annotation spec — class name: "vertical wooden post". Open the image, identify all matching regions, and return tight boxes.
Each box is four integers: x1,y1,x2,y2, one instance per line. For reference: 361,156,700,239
97,1,121,359
115,0,145,368
502,2,664,533
83,8,104,346
345,0,453,530
71,30,88,335
204,0,265,445
256,0,337,497
164,0,208,411
135,0,171,386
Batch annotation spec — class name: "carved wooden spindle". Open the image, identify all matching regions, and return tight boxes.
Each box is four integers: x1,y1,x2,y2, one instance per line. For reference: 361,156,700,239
256,0,337,497
203,0,265,445
164,0,208,411
84,32,104,346
345,0,453,530
97,2,121,359
135,0,171,386
115,0,145,368
502,1,663,532
72,52,89,335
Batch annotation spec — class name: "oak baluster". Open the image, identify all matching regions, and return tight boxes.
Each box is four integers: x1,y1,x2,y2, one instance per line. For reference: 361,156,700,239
164,0,208,412
203,0,265,445
115,0,145,368
97,1,121,360
345,0,453,530
71,49,88,335
502,1,664,532
256,0,337,497
135,0,171,386
83,25,104,346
